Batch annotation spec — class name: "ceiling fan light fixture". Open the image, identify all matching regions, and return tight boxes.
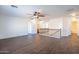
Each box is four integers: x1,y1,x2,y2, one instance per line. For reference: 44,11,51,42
70,12,76,17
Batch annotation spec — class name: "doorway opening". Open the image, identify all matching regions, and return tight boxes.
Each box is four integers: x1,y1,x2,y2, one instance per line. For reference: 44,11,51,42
71,17,77,35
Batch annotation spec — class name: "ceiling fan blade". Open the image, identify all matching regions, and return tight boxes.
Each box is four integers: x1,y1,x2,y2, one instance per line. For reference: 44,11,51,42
38,15,45,17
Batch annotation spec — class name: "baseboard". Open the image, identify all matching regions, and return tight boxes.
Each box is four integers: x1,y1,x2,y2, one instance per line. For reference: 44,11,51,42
0,34,28,40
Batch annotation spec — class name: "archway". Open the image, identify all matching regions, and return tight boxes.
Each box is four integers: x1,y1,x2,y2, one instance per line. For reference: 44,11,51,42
71,17,77,35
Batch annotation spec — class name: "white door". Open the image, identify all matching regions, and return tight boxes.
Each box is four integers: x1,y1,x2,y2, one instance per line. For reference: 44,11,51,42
28,21,36,34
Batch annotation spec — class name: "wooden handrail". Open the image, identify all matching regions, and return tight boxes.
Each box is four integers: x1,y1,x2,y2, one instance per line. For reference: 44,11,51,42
39,28,61,38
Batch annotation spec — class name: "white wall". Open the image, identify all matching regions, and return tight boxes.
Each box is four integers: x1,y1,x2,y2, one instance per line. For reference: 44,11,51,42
40,21,49,28
1,14,78,39
39,17,77,38
39,17,63,38
62,17,71,36
30,17,79,37
48,17,63,38
48,18,63,29
0,15,28,39
77,18,79,36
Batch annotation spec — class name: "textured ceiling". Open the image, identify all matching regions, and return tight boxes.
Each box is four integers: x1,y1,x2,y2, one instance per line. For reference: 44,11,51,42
0,5,79,18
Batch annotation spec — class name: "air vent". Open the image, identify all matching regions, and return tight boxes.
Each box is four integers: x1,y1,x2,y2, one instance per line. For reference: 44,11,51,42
11,5,18,8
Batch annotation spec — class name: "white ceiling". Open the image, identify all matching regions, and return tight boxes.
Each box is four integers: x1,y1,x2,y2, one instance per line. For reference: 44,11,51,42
0,5,79,18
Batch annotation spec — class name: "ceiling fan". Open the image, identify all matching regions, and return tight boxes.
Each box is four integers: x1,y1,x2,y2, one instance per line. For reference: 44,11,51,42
33,11,45,18
26,10,47,20
27,10,48,33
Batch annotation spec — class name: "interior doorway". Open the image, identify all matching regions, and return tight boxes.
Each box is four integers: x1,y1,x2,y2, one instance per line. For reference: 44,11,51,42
71,17,77,35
